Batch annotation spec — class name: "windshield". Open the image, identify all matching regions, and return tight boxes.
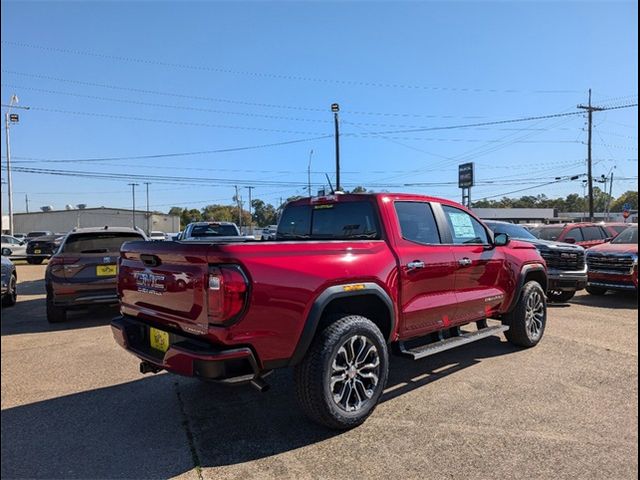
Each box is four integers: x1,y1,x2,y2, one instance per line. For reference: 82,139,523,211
190,224,239,237
611,227,638,244
277,201,380,240
62,232,145,253
530,226,564,241
485,222,537,240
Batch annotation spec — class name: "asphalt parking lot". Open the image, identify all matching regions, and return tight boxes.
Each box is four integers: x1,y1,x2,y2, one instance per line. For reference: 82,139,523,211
1,263,638,480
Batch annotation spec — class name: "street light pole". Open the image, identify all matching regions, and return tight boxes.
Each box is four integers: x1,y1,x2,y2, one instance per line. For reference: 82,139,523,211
246,186,254,234
144,182,151,235
128,183,139,229
3,95,28,236
308,149,314,197
331,103,341,191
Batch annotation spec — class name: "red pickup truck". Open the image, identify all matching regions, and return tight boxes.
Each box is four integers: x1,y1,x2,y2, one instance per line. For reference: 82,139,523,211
112,193,548,429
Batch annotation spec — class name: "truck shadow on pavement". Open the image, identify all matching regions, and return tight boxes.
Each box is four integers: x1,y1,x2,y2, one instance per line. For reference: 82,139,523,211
1,336,517,478
570,291,637,310
1,297,118,336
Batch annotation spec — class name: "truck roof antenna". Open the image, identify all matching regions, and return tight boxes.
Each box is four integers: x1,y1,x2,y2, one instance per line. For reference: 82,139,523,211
325,174,335,195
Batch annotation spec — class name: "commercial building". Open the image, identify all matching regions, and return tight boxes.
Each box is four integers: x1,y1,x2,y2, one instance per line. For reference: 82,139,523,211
472,208,556,223
10,207,180,235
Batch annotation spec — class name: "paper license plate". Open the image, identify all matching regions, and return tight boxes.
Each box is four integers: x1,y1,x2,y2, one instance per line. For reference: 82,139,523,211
96,265,117,276
150,327,170,352
34,249,41,254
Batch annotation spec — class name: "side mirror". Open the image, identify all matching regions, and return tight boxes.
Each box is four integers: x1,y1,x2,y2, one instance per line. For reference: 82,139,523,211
564,238,576,244
2,247,12,256
494,233,510,247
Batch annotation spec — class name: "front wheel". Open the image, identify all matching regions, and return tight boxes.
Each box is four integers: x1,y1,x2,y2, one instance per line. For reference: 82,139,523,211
503,281,547,348
294,315,389,430
586,285,607,296
547,290,576,303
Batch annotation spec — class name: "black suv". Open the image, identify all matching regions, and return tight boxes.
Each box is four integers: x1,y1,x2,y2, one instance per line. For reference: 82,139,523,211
485,220,587,302
26,234,65,264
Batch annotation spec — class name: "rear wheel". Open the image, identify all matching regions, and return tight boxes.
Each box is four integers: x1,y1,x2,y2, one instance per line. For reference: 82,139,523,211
547,290,576,303
586,285,607,296
503,281,546,348
294,315,389,430
46,294,67,323
27,257,45,265
2,274,17,307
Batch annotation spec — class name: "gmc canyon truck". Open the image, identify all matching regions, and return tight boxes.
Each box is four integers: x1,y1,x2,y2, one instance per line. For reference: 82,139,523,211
112,193,548,429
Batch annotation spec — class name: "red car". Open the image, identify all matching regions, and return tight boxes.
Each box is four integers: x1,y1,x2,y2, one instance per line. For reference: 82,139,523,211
45,226,147,323
529,222,619,248
112,193,548,429
585,225,638,295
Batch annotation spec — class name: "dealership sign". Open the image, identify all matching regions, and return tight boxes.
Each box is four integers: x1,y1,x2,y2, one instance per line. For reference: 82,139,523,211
458,162,474,188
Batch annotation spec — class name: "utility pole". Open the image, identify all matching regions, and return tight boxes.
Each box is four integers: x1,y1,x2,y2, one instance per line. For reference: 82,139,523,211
605,170,615,221
331,103,341,191
308,149,314,197
578,89,604,222
234,185,242,231
3,95,29,236
144,182,151,235
245,186,254,234
128,183,139,229
25,193,29,213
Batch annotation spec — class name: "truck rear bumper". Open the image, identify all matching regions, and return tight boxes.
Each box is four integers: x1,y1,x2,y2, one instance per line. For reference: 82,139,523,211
111,315,261,384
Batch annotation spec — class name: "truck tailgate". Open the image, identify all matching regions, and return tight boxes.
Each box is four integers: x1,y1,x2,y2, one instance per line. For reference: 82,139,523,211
119,241,217,335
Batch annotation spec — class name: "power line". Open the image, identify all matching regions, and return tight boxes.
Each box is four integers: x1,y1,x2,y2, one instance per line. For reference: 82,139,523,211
6,135,332,164
361,104,638,136
1,41,581,94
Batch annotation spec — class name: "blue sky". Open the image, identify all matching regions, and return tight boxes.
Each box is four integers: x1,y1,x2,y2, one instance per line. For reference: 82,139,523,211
1,0,637,214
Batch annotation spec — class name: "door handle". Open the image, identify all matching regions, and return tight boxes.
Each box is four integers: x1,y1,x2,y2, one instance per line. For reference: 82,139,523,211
458,257,472,267
406,260,425,270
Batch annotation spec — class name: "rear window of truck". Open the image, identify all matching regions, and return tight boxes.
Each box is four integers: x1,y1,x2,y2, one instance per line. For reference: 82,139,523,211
277,201,381,240
189,224,239,237
62,232,145,254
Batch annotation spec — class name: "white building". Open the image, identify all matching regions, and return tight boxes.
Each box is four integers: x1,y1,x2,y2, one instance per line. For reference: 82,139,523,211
11,207,180,235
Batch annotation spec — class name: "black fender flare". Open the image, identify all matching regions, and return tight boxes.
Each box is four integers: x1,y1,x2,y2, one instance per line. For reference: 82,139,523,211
288,282,396,366
507,263,547,312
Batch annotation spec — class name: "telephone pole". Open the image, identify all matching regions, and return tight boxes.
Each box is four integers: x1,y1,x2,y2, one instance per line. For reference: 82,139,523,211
245,186,254,233
331,103,341,191
25,193,29,213
578,89,604,222
128,183,139,229
234,185,242,230
144,182,151,235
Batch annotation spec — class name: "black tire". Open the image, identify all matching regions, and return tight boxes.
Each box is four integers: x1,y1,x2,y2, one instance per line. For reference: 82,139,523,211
294,315,389,430
586,285,607,296
2,274,17,307
46,294,67,323
503,281,547,348
547,290,576,303
26,258,39,265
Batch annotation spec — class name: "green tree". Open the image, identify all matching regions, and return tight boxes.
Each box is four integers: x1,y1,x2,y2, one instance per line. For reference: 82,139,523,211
181,208,202,225
610,190,638,212
251,199,278,227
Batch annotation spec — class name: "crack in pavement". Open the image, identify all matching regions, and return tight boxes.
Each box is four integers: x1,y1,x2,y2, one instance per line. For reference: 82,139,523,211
174,381,203,480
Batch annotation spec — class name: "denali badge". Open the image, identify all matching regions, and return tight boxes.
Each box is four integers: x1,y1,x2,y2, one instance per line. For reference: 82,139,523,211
134,271,166,295
560,253,577,259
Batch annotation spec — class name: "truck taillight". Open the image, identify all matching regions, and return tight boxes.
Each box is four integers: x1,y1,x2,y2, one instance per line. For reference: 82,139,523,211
207,265,249,325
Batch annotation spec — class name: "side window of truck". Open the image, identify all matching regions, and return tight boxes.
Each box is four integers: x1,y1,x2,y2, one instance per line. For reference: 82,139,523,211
564,228,583,242
441,205,489,245
395,202,441,244
582,226,605,241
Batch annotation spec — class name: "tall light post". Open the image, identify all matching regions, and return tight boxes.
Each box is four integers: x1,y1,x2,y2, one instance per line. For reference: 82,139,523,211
331,103,341,191
3,95,29,236
128,183,139,229
308,149,314,197
144,182,151,235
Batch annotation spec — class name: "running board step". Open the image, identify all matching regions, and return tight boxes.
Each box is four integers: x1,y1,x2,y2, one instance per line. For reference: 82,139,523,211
398,325,509,360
